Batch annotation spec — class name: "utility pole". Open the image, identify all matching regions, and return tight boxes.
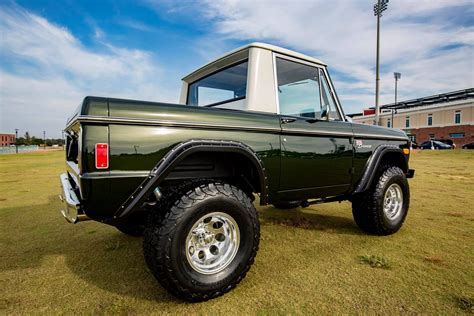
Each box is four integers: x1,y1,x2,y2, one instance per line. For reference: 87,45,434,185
392,72,401,128
15,129,19,154
43,131,46,149
373,0,389,126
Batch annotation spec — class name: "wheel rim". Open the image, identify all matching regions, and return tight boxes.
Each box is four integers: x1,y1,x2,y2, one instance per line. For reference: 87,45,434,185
383,183,403,221
185,212,240,275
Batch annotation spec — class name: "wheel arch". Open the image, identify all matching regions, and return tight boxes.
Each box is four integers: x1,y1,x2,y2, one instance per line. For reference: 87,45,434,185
114,139,269,221
353,145,408,194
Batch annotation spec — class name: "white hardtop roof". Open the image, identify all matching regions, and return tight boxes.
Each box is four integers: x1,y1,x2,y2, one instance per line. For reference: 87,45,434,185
182,42,327,81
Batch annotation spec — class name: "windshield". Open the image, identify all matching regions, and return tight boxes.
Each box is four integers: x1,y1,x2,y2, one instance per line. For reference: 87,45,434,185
187,60,248,107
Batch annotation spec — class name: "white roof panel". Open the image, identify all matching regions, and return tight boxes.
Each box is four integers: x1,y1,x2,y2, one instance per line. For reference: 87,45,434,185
182,42,326,82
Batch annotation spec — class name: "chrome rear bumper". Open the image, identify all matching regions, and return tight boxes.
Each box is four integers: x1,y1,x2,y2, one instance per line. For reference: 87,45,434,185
59,173,89,223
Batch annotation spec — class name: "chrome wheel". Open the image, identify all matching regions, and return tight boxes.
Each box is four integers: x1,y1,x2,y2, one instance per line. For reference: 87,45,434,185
185,212,240,275
383,183,403,221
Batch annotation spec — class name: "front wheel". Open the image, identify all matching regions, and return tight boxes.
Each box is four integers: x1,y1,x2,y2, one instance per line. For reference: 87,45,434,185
352,166,410,235
143,182,259,302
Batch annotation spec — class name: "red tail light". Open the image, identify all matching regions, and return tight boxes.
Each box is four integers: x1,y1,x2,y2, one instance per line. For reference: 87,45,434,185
95,143,109,169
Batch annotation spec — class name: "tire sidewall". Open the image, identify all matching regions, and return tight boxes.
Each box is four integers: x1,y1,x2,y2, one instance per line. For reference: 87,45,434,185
376,168,410,231
168,193,257,293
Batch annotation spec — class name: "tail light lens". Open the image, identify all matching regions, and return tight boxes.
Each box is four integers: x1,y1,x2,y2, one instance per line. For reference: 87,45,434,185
95,143,109,169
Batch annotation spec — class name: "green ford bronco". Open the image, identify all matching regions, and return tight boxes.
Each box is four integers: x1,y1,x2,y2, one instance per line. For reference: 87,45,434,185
59,43,414,301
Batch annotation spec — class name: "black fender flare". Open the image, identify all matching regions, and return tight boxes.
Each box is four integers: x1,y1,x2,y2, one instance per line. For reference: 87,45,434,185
353,144,408,194
114,139,269,220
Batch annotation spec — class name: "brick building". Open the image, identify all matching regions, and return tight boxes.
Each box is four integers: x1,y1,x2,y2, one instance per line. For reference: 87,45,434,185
350,88,474,146
0,134,16,147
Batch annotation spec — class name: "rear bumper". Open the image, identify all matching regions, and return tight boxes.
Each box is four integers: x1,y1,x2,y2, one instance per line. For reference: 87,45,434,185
59,173,89,223
406,169,415,178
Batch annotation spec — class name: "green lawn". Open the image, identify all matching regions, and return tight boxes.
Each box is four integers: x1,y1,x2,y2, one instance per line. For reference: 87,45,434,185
1,150,473,314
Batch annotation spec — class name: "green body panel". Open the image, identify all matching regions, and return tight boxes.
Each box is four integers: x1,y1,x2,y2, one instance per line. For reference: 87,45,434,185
279,118,354,200
64,97,410,221
81,98,108,117
80,125,110,214
351,123,410,184
106,125,281,215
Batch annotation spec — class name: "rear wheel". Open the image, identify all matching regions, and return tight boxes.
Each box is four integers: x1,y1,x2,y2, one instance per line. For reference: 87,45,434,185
143,182,259,302
352,166,410,235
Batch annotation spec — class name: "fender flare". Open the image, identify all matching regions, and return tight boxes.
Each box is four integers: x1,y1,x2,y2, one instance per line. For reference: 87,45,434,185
114,139,269,220
353,145,408,194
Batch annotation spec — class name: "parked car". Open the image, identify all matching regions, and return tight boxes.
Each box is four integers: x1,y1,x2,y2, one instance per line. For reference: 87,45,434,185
59,42,415,302
434,139,456,149
419,140,452,150
462,142,474,149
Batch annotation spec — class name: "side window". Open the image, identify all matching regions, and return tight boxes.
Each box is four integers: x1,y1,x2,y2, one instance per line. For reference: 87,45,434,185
276,58,322,118
187,61,248,107
320,72,342,121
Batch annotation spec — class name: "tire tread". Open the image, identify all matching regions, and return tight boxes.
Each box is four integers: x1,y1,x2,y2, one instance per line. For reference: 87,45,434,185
143,181,259,302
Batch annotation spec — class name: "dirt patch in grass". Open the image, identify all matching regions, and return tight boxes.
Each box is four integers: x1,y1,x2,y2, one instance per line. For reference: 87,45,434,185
446,212,464,218
423,256,444,265
454,295,474,313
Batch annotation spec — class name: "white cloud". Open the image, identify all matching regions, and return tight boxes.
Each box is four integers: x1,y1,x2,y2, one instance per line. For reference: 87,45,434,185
117,18,158,32
0,6,177,137
201,0,474,113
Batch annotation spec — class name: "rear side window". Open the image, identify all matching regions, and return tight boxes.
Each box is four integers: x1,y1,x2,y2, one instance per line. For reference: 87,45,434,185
187,61,248,107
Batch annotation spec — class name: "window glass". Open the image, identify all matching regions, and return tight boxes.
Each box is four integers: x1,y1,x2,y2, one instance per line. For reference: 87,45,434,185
427,114,433,126
276,58,322,118
405,116,410,128
455,111,461,124
187,61,248,107
320,73,342,120
449,132,464,138
387,119,391,128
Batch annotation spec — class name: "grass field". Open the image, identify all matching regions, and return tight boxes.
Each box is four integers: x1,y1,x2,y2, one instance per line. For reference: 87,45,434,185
1,150,473,314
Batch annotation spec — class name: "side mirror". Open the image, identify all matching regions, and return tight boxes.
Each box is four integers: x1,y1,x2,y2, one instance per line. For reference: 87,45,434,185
320,105,328,120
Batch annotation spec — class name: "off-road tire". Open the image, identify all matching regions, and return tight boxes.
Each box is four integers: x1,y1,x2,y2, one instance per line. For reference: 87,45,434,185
352,166,410,235
143,182,260,302
273,201,302,209
115,224,144,237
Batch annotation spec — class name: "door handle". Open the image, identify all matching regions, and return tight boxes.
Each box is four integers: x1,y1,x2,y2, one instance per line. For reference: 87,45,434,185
280,117,297,124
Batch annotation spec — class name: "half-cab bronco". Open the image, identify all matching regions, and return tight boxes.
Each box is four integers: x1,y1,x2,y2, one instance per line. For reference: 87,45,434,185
59,43,414,301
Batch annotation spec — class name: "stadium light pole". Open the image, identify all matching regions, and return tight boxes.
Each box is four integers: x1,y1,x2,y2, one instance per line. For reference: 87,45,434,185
15,129,19,154
374,0,389,126
392,72,401,128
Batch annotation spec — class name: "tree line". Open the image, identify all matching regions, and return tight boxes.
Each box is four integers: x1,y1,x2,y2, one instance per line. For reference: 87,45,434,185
15,131,65,146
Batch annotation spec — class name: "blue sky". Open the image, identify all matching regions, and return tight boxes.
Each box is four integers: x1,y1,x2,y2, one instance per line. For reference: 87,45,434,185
1,0,473,137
